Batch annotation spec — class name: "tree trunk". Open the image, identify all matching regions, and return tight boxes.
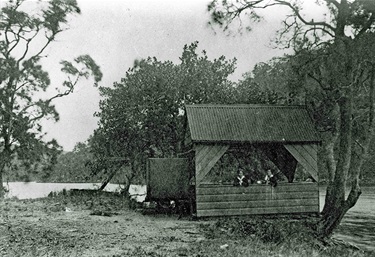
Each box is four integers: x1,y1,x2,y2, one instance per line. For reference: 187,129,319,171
99,168,118,191
336,66,375,230
318,174,361,238
320,129,339,216
118,164,136,196
120,174,131,196
318,94,353,238
0,166,4,198
0,153,10,199
319,62,375,238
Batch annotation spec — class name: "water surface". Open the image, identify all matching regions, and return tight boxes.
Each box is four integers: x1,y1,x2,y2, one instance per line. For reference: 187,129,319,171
4,182,146,202
319,186,375,252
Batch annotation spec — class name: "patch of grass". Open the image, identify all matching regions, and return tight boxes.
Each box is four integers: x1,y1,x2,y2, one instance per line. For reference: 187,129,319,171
200,215,318,242
198,215,373,257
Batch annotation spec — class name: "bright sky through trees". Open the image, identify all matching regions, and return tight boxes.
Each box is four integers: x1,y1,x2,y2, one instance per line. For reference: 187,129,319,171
35,0,321,151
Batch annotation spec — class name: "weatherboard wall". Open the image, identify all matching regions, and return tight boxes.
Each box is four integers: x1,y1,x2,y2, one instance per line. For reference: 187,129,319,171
195,182,319,217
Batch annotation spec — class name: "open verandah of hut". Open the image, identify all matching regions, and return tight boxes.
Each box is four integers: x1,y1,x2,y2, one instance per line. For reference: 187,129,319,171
185,104,321,218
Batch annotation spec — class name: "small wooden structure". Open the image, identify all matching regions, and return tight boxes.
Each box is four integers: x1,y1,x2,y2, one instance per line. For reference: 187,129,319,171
146,158,191,201
185,104,321,217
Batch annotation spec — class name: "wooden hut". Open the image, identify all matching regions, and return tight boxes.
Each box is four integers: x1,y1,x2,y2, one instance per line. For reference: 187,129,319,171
185,104,321,217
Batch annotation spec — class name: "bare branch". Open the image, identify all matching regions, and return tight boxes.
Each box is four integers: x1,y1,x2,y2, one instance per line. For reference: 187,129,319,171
18,28,40,63
274,0,336,33
5,27,22,57
18,36,54,71
15,82,28,91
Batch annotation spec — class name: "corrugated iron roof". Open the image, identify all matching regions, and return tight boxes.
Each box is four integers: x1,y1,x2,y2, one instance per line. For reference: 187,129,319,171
186,104,320,143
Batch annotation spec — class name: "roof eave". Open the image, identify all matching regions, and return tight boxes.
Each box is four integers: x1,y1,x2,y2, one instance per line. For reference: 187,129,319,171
191,139,322,145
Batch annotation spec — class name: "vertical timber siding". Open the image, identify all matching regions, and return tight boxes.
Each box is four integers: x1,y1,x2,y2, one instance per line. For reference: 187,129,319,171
147,158,190,200
196,183,319,217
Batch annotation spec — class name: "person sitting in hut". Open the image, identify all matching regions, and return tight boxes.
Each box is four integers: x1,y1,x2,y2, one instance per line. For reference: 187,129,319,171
233,169,249,187
265,169,277,187
246,172,256,185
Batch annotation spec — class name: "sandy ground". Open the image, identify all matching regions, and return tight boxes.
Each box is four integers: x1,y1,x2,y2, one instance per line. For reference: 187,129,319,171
2,186,194,256
0,196,209,257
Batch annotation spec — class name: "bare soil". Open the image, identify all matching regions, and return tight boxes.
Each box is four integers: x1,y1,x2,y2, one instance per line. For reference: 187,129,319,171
0,193,206,257
0,191,373,257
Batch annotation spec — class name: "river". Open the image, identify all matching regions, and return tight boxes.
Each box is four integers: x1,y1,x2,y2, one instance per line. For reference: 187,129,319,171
319,186,375,252
3,182,375,251
3,182,147,202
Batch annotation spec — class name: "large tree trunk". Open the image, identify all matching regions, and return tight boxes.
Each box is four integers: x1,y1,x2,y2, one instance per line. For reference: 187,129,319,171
320,128,339,216
0,166,4,198
318,62,375,238
318,94,352,238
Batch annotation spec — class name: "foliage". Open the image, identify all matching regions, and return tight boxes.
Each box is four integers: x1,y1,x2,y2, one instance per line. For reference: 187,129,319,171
91,42,237,187
201,216,319,243
47,142,93,183
235,55,305,105
0,0,102,196
208,0,375,237
198,216,372,257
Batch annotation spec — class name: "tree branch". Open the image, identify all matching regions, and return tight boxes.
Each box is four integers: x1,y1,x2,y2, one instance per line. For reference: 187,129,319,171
357,13,375,37
274,0,336,33
6,27,22,57
307,72,330,91
18,29,40,63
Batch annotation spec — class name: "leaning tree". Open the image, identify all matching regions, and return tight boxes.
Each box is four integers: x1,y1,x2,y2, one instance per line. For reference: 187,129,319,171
208,0,375,237
0,0,102,197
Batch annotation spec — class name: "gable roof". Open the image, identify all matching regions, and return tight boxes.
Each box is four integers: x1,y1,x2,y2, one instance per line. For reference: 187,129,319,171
185,104,320,144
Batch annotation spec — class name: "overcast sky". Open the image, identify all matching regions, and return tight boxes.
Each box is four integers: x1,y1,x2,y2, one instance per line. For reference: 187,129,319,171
35,0,322,151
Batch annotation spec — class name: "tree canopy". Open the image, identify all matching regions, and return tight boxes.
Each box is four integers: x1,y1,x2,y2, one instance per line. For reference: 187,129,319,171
91,42,237,190
0,0,102,196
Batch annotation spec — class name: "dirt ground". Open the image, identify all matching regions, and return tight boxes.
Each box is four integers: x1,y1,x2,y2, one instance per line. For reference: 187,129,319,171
1,191,374,257
0,195,209,257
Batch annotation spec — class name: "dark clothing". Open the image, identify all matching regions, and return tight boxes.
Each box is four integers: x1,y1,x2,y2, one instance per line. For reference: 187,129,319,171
269,176,277,187
265,174,278,187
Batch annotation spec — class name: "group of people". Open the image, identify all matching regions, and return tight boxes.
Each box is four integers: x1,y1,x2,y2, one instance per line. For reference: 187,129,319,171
233,169,278,187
